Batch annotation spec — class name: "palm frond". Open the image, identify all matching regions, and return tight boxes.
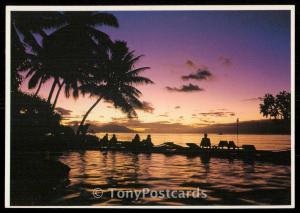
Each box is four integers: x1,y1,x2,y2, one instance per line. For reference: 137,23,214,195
127,67,150,76
28,72,43,89
88,12,119,28
128,76,154,85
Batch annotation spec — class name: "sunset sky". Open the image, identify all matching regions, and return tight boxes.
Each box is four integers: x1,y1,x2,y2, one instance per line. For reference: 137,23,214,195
21,10,291,132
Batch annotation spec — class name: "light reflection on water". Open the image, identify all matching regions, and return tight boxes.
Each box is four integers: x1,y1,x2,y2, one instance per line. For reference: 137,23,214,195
52,150,291,206
95,133,291,151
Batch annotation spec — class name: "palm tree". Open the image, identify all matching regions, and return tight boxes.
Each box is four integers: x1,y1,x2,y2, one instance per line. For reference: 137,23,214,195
13,11,119,106
12,12,63,97
12,12,63,50
40,11,118,104
77,41,153,135
11,26,27,92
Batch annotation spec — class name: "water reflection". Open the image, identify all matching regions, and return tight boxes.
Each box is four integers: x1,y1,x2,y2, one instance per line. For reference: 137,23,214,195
52,150,291,206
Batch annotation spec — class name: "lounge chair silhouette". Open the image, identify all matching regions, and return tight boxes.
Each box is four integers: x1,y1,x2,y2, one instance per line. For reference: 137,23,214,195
218,140,229,149
242,144,256,151
228,141,236,149
186,143,201,149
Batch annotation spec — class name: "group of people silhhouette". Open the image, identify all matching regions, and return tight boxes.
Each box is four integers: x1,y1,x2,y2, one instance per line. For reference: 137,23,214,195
99,133,154,149
99,132,241,150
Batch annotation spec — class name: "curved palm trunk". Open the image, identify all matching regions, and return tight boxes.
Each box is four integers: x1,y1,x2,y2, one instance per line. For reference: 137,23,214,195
34,78,43,96
52,80,65,109
76,96,103,136
47,78,58,104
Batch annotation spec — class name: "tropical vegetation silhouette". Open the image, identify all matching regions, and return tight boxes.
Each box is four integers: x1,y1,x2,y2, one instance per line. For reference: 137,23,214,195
9,11,291,206
10,11,154,205
259,91,291,120
13,12,119,106
77,40,153,135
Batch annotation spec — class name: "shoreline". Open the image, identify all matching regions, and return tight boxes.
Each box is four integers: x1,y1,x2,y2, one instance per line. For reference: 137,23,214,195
92,132,292,135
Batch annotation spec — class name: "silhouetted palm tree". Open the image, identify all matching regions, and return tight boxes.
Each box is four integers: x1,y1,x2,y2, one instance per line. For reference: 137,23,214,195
17,38,52,97
12,12,63,96
13,12,119,107
260,93,279,119
12,12,55,92
41,12,119,104
12,12,62,50
77,41,153,135
275,91,291,120
11,26,26,92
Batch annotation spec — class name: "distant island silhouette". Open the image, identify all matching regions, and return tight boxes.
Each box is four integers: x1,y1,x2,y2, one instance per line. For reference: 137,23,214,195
71,124,136,133
194,119,290,135
70,119,290,135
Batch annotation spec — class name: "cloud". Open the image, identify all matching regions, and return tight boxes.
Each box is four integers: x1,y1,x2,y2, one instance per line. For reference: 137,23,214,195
159,112,169,117
104,99,113,104
174,106,181,109
241,97,263,102
181,69,212,81
217,108,227,111
55,107,72,116
219,56,232,67
61,115,82,121
111,117,129,123
138,101,155,113
107,119,200,133
186,60,197,69
198,111,236,117
66,119,102,126
198,119,215,124
165,83,204,92
193,122,213,127
65,120,80,126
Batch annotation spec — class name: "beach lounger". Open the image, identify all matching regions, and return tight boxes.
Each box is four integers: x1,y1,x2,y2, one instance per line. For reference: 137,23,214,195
218,141,229,149
242,145,256,151
228,141,237,149
186,143,201,149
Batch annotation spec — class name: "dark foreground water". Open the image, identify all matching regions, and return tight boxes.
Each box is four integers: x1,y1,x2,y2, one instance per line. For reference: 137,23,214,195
47,150,291,206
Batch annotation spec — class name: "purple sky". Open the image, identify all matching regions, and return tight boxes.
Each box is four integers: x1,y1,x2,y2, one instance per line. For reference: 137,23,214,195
21,10,291,132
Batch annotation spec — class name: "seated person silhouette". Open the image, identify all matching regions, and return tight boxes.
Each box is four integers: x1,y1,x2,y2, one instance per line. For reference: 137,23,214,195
132,134,141,144
143,135,154,148
100,133,109,145
200,133,211,148
109,134,118,145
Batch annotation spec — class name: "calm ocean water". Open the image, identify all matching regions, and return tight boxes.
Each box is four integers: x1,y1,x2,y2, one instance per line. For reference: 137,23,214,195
47,134,291,206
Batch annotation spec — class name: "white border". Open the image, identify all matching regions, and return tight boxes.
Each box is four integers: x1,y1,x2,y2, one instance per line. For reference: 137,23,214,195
5,5,295,209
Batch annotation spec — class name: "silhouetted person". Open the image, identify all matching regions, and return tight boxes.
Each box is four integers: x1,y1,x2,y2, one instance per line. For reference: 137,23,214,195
132,134,141,144
144,135,154,148
100,133,109,145
200,133,211,148
109,134,117,145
